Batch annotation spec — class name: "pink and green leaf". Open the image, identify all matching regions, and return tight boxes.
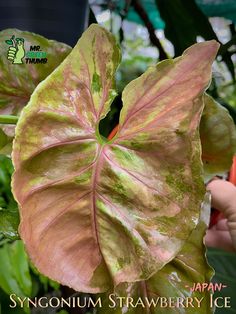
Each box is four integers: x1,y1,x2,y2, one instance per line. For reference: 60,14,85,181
12,24,219,293
200,94,236,180
0,28,72,152
0,28,71,116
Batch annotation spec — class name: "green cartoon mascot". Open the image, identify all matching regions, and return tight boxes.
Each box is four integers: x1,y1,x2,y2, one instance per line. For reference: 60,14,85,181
5,35,25,64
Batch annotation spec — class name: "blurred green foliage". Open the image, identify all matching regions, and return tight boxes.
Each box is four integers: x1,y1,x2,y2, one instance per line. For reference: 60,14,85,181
0,155,19,240
207,248,236,313
117,37,156,91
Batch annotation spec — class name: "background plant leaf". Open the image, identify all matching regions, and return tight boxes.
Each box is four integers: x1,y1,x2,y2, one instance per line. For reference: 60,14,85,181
98,193,213,314
12,25,218,293
0,239,60,313
0,210,19,240
0,28,71,116
0,289,27,314
0,28,72,153
0,128,8,149
0,240,32,297
0,155,19,240
0,128,13,156
200,94,236,181
207,248,236,313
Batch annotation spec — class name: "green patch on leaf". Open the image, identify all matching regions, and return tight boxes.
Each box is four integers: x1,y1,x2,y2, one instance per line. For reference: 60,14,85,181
92,72,102,93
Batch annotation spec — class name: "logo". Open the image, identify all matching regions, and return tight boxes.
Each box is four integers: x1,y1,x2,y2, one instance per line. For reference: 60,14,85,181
5,35,48,65
5,35,25,64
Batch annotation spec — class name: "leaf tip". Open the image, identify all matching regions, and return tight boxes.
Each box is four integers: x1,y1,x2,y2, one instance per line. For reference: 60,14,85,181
184,39,220,62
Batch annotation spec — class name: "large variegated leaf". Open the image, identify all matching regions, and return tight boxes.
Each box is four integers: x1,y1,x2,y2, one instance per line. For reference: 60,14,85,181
98,194,213,314
12,24,219,293
200,94,236,181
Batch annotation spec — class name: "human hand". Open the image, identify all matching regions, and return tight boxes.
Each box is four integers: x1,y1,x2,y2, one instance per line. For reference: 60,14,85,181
205,179,236,251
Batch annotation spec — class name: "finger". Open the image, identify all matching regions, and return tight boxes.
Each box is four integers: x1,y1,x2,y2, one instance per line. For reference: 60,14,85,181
215,218,228,231
9,47,16,52
8,50,16,55
205,229,235,252
8,52,15,57
207,180,236,217
227,217,236,250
